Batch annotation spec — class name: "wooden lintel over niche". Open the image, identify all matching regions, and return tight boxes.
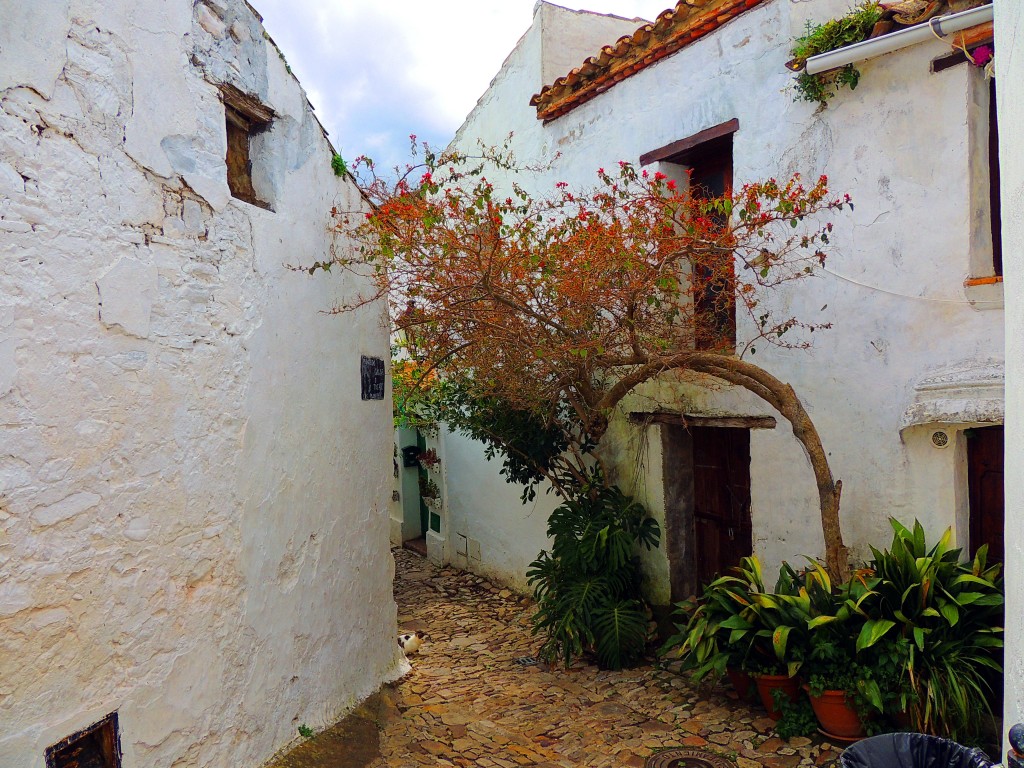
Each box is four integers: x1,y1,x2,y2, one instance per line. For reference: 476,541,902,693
628,412,777,430
219,82,275,125
639,118,740,167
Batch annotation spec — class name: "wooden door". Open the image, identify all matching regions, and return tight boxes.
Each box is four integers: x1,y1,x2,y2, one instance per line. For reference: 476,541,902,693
692,427,752,587
968,425,1004,562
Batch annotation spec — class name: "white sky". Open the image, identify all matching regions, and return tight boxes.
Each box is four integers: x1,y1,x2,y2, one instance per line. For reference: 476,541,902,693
252,0,675,169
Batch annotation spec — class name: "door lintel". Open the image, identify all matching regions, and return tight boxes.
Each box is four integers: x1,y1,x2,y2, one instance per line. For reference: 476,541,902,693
629,412,776,430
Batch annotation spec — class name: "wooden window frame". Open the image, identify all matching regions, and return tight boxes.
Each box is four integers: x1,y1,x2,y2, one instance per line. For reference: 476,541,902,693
643,120,740,352
45,712,122,768
988,76,1002,277
639,118,739,168
932,37,1001,284
220,84,274,210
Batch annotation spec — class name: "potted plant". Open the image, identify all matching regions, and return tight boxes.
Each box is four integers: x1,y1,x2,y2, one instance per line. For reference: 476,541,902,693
804,653,867,739
419,475,440,501
792,561,875,739
741,560,809,720
660,563,760,698
858,520,1004,743
417,448,441,470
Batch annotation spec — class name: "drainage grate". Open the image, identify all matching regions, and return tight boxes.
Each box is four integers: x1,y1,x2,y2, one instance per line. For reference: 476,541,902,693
645,748,733,768
512,656,539,667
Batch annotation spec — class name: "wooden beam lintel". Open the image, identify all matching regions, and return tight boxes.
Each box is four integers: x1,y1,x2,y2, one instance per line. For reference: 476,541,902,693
628,412,777,430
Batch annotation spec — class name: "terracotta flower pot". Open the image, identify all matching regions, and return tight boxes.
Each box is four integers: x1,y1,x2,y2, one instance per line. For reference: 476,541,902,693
753,673,800,720
727,668,753,699
807,688,866,739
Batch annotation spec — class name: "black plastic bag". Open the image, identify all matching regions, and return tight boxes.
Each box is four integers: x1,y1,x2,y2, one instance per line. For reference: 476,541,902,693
840,733,995,768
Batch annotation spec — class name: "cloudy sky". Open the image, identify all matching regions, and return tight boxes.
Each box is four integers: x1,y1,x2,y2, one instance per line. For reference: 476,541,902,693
253,0,674,170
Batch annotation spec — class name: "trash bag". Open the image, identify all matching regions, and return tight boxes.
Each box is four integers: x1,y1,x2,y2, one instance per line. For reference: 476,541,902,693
840,733,995,768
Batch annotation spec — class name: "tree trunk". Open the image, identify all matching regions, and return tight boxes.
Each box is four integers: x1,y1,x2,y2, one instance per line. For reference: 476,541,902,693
599,353,851,581
686,355,851,582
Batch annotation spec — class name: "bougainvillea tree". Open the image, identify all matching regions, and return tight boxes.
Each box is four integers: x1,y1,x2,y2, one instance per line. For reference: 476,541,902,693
316,144,853,580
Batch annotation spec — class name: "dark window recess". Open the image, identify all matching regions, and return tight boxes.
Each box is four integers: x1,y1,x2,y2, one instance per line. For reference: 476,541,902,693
989,77,1002,276
221,84,274,210
644,121,739,351
45,712,121,768
679,136,736,351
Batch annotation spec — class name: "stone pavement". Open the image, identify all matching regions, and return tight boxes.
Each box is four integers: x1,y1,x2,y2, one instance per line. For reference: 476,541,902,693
268,547,848,768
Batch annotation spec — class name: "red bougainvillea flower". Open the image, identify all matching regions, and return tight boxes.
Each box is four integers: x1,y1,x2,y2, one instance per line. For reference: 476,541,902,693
971,45,993,67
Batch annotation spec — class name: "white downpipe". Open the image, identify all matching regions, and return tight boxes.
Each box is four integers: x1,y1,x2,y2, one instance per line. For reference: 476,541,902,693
804,4,994,75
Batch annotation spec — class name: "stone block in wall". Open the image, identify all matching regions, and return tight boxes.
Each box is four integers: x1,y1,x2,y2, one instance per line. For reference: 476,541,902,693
96,258,158,338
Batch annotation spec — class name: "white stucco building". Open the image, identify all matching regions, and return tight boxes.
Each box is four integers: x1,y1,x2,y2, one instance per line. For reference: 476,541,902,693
433,0,1006,611
0,1,403,766
995,0,1022,758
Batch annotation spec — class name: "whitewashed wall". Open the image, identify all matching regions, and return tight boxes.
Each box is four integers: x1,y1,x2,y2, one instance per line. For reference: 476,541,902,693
996,0,1023,756
0,2,404,767
443,2,643,590
446,0,1004,601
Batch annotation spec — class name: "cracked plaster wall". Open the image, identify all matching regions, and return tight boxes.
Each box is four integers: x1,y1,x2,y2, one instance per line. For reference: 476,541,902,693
444,0,1005,602
0,1,404,766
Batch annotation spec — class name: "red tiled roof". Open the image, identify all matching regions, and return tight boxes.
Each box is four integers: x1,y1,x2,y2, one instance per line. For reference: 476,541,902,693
529,0,766,122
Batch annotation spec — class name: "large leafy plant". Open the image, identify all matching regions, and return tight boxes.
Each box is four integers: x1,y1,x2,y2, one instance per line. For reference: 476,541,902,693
527,484,660,670
661,556,810,680
859,520,1003,743
660,556,770,683
661,519,1003,745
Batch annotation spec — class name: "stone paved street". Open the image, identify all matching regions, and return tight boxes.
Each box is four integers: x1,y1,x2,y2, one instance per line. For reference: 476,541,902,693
269,547,848,768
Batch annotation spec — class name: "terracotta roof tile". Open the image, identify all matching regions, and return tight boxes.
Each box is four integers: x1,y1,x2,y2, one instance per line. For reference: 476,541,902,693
530,0,765,120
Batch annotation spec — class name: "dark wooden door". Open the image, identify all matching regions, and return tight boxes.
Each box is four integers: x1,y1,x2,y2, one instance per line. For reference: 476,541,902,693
692,427,752,587
968,425,1004,562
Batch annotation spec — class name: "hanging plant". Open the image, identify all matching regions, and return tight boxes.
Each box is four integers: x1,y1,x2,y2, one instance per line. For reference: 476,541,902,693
417,448,441,470
419,475,440,499
788,2,884,106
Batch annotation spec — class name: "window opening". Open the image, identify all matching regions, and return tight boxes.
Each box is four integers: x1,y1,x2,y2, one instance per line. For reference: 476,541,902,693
643,121,739,351
988,77,1001,276
220,84,274,210
687,140,737,351
45,712,122,768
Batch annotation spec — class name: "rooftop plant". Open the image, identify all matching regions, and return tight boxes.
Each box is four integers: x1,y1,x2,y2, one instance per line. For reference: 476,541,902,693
789,2,884,105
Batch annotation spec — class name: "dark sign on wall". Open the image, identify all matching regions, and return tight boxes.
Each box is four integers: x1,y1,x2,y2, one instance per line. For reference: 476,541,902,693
361,356,386,400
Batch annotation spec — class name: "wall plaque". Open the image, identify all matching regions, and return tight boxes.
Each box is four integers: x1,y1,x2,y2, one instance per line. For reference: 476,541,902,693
361,356,386,400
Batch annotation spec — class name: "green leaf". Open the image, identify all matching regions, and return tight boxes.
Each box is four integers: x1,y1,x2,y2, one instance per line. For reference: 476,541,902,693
772,625,792,660
939,602,959,627
859,678,884,713
720,615,753,630
592,599,648,670
856,619,895,652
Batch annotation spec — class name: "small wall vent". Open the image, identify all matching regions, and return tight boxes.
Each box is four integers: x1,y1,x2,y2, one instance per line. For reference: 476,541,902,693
45,712,122,768
931,430,951,449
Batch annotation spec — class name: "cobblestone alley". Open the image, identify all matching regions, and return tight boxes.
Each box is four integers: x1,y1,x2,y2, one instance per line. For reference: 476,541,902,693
268,547,847,768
